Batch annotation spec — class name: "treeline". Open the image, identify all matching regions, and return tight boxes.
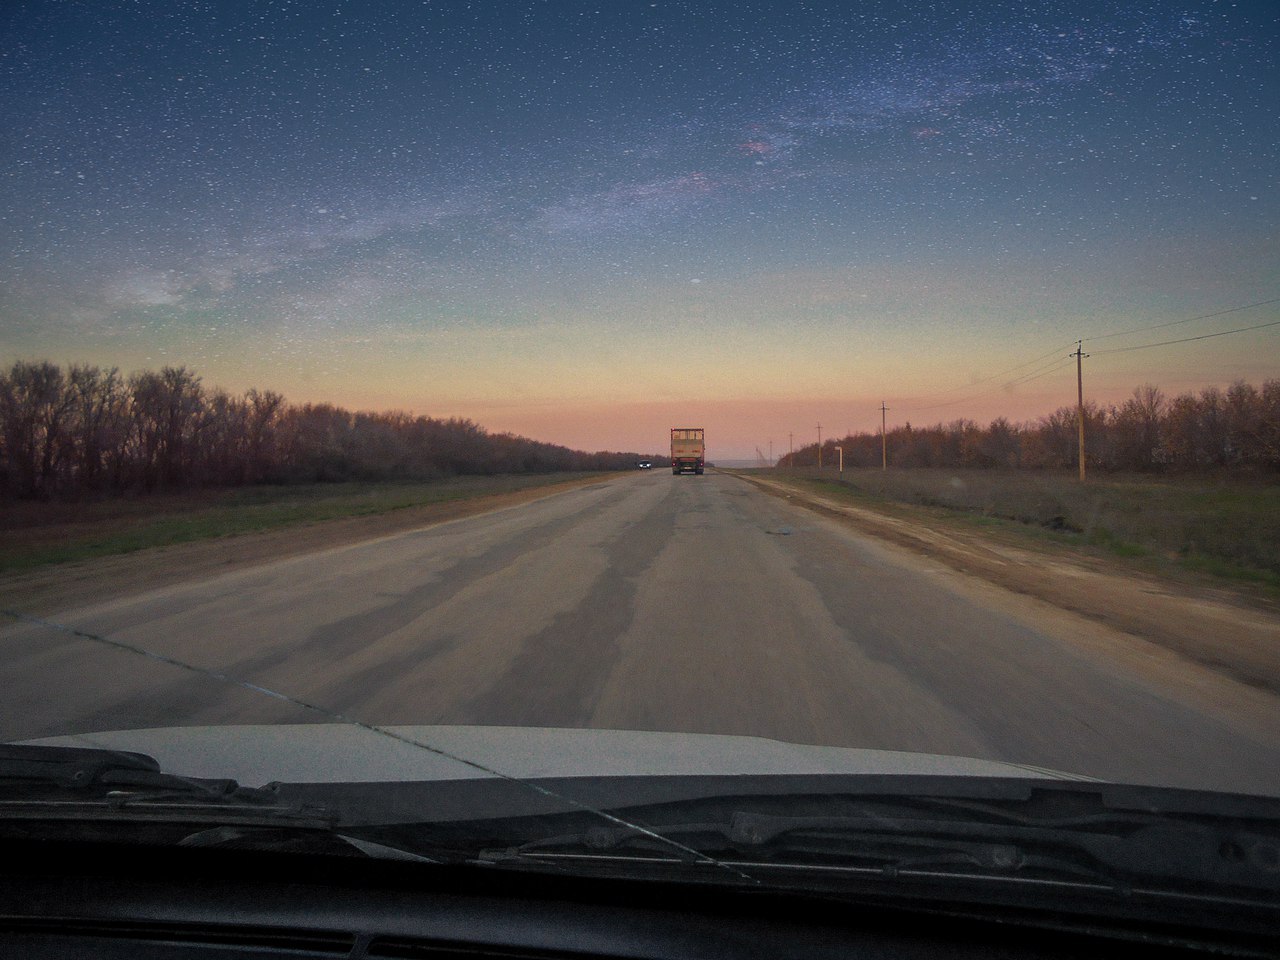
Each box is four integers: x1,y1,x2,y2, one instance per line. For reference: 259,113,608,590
782,380,1280,472
0,361,652,499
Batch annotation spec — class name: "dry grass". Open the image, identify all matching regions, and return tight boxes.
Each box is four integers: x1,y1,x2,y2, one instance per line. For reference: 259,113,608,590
0,474,608,574
755,467,1280,590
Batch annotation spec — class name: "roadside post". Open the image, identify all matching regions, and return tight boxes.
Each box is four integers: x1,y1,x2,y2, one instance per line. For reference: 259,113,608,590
881,402,888,471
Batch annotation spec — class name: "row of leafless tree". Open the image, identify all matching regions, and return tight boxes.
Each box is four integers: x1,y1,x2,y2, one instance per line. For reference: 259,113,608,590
781,380,1280,472
0,361,651,498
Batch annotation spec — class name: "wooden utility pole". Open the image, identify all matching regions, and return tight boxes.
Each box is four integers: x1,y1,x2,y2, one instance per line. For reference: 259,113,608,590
816,424,822,469
789,432,793,469
1073,341,1089,482
880,402,889,471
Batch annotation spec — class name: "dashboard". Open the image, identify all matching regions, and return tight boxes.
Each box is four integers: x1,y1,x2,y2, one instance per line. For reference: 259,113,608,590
0,838,1266,959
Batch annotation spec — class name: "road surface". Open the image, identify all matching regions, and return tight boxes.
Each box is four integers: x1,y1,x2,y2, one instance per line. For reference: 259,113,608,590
4,471,1280,794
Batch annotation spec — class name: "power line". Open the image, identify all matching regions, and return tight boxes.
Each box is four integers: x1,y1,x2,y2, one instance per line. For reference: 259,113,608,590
887,311,1269,421
1087,296,1280,343
902,296,1277,407
895,342,1076,409
901,355,1073,412
1003,356,1076,388
869,294,1277,426
1093,317,1280,354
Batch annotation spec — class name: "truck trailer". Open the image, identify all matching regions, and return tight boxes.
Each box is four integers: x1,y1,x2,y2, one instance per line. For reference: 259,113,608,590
670,427,705,475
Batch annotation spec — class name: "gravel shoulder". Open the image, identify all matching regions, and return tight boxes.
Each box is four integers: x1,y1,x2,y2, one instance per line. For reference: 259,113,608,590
733,471,1280,693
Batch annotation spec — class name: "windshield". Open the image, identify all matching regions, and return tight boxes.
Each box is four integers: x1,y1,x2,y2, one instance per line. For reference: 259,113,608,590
2,0,1279,924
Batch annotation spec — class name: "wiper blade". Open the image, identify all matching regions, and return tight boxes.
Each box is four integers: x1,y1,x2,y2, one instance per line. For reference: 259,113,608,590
478,789,1280,899
0,743,332,830
0,743,270,803
481,817,1112,888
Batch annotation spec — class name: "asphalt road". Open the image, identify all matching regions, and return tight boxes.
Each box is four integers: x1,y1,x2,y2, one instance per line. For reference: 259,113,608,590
4,471,1280,794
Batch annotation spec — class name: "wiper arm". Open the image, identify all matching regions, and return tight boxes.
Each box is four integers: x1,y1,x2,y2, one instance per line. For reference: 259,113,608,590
481,816,1110,885
0,743,334,833
479,795,1280,898
0,743,270,803
0,745,448,863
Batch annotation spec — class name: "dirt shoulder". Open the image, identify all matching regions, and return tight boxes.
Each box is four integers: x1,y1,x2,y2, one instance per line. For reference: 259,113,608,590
0,474,613,617
732,472,1280,693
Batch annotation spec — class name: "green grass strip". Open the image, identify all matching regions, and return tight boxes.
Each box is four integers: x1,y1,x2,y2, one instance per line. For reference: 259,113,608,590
1,474,607,574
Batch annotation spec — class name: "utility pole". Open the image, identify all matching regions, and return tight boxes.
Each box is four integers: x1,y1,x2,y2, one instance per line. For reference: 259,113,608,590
880,402,889,471
816,424,822,469
835,445,843,474
788,432,793,470
1073,341,1089,482
768,439,773,466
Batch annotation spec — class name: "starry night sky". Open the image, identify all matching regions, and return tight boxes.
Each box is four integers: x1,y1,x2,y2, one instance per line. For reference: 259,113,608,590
2,1,1277,457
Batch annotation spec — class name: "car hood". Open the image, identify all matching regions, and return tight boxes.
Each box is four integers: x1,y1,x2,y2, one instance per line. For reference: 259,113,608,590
18,724,1090,786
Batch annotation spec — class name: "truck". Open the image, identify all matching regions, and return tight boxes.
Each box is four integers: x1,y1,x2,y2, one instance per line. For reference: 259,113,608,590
670,427,705,475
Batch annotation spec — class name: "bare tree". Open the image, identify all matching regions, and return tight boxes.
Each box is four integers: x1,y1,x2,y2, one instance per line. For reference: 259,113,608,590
127,366,205,489
0,361,74,497
66,365,129,491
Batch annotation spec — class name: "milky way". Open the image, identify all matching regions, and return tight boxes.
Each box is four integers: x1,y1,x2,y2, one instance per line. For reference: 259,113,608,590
1,1,1276,453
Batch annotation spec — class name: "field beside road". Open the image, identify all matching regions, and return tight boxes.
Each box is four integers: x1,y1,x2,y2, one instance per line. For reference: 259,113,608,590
749,468,1280,596
0,473,612,576
0,473,616,615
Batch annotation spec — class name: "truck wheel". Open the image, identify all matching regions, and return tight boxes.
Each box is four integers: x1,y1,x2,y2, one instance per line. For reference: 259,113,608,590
695,468,703,475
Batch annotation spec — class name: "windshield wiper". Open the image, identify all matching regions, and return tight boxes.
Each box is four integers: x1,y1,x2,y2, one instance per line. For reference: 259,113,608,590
0,743,327,827
476,787,1280,901
1,743,263,798
0,745,451,862
479,815,1116,889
